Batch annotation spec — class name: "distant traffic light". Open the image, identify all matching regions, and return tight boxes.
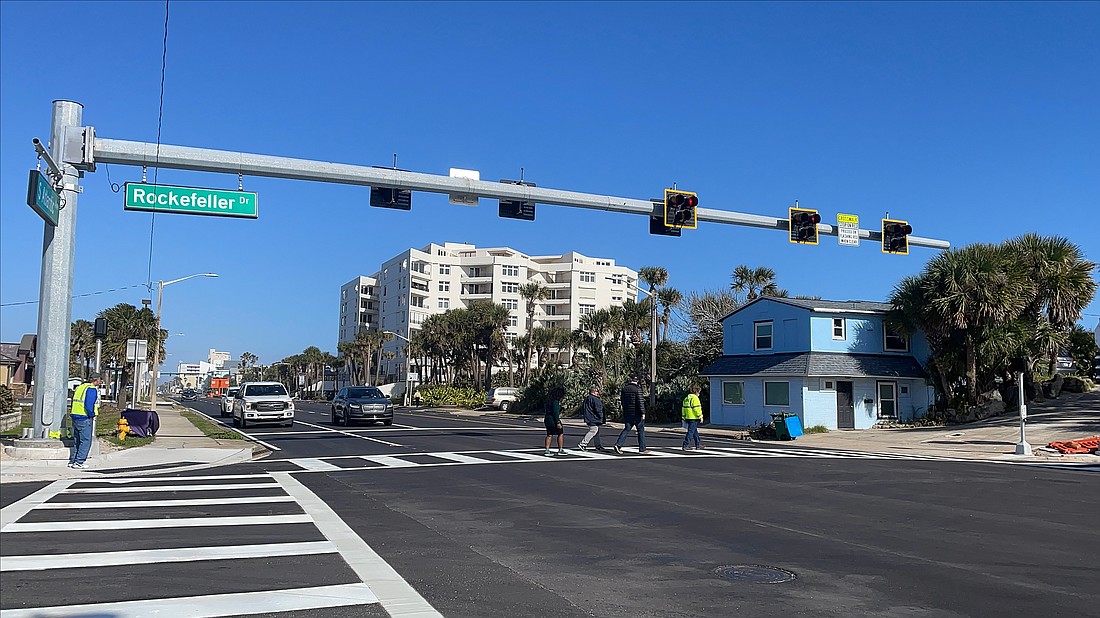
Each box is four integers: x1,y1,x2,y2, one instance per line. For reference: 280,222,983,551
663,189,698,229
370,187,411,210
788,207,821,244
498,179,536,221
882,218,913,254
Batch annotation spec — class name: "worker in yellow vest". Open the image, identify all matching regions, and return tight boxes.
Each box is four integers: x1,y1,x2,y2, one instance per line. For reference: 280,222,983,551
68,374,101,469
681,384,704,451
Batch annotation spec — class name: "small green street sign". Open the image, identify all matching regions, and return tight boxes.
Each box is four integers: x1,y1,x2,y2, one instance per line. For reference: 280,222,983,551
26,169,60,226
124,183,258,219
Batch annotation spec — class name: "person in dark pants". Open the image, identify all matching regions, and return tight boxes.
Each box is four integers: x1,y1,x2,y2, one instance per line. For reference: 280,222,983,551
543,388,565,456
69,374,101,469
614,377,648,454
577,386,606,451
682,384,703,451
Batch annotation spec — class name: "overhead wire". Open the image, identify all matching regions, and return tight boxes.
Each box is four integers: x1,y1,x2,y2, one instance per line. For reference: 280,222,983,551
146,0,170,293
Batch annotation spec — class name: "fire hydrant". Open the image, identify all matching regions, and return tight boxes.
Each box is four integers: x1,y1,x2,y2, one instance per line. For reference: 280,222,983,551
117,417,130,440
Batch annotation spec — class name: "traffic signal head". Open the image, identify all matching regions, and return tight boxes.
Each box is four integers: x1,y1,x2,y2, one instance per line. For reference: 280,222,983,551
663,189,698,229
788,207,821,244
882,219,913,254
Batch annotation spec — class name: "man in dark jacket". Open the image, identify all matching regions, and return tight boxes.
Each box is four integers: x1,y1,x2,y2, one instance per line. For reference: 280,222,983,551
614,377,648,454
577,386,606,451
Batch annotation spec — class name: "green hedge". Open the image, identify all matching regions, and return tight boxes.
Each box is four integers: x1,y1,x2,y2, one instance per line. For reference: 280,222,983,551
418,385,485,408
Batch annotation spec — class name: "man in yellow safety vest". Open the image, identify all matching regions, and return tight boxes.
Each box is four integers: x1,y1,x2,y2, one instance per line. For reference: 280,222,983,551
681,385,704,451
69,374,101,469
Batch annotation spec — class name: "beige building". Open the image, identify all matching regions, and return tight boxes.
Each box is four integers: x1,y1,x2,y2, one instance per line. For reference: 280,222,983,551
338,242,638,382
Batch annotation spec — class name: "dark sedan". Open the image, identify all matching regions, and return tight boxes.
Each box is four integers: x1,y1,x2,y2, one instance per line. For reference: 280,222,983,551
331,386,394,426
180,389,198,401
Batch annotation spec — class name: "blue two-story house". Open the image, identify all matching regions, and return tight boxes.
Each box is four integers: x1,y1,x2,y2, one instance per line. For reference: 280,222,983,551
700,298,934,430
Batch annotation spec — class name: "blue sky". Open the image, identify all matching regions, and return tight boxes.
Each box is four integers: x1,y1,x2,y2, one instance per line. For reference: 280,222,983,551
2,1,1098,367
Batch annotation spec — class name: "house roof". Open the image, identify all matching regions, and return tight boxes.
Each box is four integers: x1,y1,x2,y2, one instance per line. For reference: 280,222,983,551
700,352,926,379
720,297,895,322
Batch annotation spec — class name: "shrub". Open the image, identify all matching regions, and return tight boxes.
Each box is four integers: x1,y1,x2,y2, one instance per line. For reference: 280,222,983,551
0,385,15,416
803,424,829,434
418,385,485,408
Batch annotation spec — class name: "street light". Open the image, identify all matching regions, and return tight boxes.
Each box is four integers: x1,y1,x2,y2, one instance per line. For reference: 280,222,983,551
149,273,218,412
383,330,413,407
608,277,658,412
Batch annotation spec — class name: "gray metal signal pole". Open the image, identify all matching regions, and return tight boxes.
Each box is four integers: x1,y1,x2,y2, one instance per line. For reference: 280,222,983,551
28,101,83,442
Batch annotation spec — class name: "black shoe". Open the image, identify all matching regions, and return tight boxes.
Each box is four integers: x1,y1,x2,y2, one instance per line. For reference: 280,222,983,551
613,445,622,455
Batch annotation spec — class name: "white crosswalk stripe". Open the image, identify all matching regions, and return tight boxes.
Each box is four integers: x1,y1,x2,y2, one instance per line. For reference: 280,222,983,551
0,475,440,617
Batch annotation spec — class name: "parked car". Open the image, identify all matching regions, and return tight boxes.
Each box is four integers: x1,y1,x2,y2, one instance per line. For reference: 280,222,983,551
220,387,240,417
232,381,294,428
1054,353,1075,375
486,387,519,411
331,386,394,426
180,389,198,401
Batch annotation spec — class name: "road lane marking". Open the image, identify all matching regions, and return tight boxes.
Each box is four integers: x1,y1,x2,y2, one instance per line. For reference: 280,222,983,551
566,449,619,460
291,458,342,472
185,407,282,452
360,455,419,468
492,450,552,461
0,583,379,618
68,473,271,484
272,473,442,618
62,482,278,494
430,452,492,464
293,419,403,447
2,513,314,533
38,495,296,509
0,480,73,529
1,540,336,572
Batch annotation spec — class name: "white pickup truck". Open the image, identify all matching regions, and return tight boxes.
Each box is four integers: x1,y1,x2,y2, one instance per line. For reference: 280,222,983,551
231,381,294,428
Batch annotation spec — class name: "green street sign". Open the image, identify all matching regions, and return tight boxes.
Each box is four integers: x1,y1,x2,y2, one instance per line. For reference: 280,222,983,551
26,169,60,226
124,183,258,219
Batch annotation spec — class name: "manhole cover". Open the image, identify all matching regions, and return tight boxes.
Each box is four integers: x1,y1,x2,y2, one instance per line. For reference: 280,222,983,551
713,565,796,584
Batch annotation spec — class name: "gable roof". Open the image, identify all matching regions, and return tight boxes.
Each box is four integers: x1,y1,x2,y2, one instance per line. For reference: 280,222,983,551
700,352,926,379
720,297,895,322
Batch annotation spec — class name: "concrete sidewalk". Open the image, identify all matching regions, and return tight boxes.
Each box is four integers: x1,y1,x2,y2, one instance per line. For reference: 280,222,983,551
418,390,1100,463
0,404,256,483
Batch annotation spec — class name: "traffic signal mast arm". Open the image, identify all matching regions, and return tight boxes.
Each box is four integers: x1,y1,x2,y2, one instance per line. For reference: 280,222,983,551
92,136,950,250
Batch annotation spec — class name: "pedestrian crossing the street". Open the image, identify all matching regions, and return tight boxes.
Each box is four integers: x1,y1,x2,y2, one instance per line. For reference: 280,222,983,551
0,474,441,617
273,444,979,474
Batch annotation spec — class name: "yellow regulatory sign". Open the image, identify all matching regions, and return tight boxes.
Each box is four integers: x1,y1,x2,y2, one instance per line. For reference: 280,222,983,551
837,213,859,225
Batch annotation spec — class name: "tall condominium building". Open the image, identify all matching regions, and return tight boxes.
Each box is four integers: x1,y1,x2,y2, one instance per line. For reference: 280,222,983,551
337,242,638,382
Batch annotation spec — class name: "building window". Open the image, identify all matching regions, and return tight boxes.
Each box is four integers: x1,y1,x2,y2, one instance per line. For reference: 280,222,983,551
342,289,347,299
439,264,450,275
755,321,773,350
438,298,449,309
502,282,519,294
764,381,790,406
884,323,909,352
578,303,595,315
508,315,518,327
612,295,622,302
437,249,446,256
438,281,450,292
609,275,624,286
502,298,519,310
832,318,845,340
722,381,744,405
471,267,482,278
579,271,596,283
823,380,835,390
502,265,520,277
900,385,909,395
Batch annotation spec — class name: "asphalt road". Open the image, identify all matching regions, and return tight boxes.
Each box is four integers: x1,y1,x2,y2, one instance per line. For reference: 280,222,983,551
3,400,1097,617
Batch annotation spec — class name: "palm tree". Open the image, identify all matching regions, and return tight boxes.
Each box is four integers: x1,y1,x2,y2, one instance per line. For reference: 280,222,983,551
469,301,511,390
519,282,548,385
70,319,95,377
1007,233,1098,373
97,303,165,408
730,265,785,300
922,244,1034,405
656,287,683,343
